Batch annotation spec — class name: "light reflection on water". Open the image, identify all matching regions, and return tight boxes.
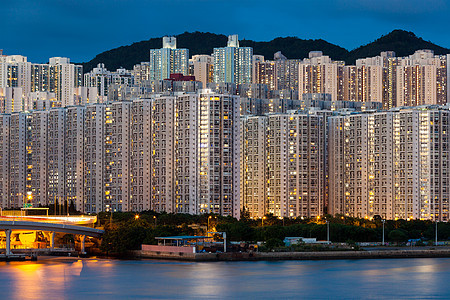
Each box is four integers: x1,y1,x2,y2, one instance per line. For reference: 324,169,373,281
0,257,449,299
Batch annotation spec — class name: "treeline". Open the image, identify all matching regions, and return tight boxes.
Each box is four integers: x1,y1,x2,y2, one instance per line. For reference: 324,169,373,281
82,30,450,72
97,211,450,254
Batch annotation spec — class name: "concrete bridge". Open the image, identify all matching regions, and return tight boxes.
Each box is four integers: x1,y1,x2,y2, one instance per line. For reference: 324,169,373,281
0,220,104,256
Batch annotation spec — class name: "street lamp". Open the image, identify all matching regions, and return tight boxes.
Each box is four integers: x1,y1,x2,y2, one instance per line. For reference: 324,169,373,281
435,218,438,246
382,219,386,246
262,216,267,226
326,220,330,243
135,214,139,220
153,215,157,227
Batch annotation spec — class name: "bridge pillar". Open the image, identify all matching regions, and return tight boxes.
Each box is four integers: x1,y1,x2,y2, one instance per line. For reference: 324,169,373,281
81,235,86,254
5,229,11,255
50,231,55,249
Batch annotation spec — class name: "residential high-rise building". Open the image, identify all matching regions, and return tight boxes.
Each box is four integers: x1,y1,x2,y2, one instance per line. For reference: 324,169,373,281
198,90,240,217
254,60,276,91
0,114,10,208
30,110,48,206
0,55,31,99
190,55,214,87
174,93,198,214
48,57,83,107
213,35,253,84
9,112,31,208
240,115,268,218
47,108,65,207
329,107,450,221
151,95,176,213
66,106,85,211
298,51,345,101
149,37,189,81
240,110,327,218
105,101,132,212
84,63,111,102
84,104,103,213
130,99,152,211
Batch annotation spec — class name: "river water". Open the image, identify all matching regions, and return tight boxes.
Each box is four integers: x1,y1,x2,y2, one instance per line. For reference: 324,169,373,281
0,257,449,299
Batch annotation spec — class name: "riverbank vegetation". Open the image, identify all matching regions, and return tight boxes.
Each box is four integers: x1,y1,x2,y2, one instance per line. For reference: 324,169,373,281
97,211,450,254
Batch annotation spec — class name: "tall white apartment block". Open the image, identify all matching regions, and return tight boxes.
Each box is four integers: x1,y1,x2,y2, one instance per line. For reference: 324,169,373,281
0,55,31,98
84,63,111,101
274,55,302,91
266,112,326,218
105,102,132,212
0,114,10,207
149,37,189,81
49,57,82,107
65,106,85,211
240,115,268,218
174,93,198,214
130,99,152,211
298,52,345,101
213,35,253,84
151,95,176,213
84,104,104,213
30,110,49,206
329,107,450,221
9,112,31,208
343,64,383,103
47,108,65,206
198,90,240,217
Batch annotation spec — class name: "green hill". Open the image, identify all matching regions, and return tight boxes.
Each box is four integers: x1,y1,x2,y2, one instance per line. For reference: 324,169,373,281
346,30,450,64
82,30,450,72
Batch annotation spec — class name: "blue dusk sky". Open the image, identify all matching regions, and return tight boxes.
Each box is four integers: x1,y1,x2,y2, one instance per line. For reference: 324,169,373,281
1,0,449,63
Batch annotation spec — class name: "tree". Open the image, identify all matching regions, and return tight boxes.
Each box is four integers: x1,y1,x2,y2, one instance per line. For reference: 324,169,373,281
388,229,408,244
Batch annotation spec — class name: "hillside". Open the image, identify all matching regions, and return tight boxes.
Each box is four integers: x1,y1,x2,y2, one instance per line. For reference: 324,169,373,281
346,30,450,64
82,30,450,72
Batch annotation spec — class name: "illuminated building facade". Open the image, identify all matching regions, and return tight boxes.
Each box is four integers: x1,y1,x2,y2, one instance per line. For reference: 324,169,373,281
84,104,104,213
47,108,65,207
190,55,214,87
197,90,240,217
298,51,345,102
240,111,327,218
151,95,176,213
130,99,152,211
240,115,268,218
149,37,189,81
329,107,450,221
66,106,85,211
213,35,253,84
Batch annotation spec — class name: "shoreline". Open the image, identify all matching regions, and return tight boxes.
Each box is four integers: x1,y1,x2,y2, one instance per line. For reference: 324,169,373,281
130,248,450,262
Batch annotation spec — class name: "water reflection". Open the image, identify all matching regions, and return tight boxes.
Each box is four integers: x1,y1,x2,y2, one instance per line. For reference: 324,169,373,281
0,258,449,299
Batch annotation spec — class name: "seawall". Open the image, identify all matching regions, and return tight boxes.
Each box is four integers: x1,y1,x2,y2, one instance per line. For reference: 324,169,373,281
131,249,450,262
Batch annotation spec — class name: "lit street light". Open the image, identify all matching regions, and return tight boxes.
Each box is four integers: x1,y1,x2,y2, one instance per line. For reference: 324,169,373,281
382,219,386,246
262,216,267,226
153,215,157,227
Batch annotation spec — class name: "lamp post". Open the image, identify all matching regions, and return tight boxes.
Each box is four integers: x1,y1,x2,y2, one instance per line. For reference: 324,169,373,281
382,219,386,246
262,216,267,227
435,219,438,246
208,215,212,231
153,215,157,227
326,220,330,243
